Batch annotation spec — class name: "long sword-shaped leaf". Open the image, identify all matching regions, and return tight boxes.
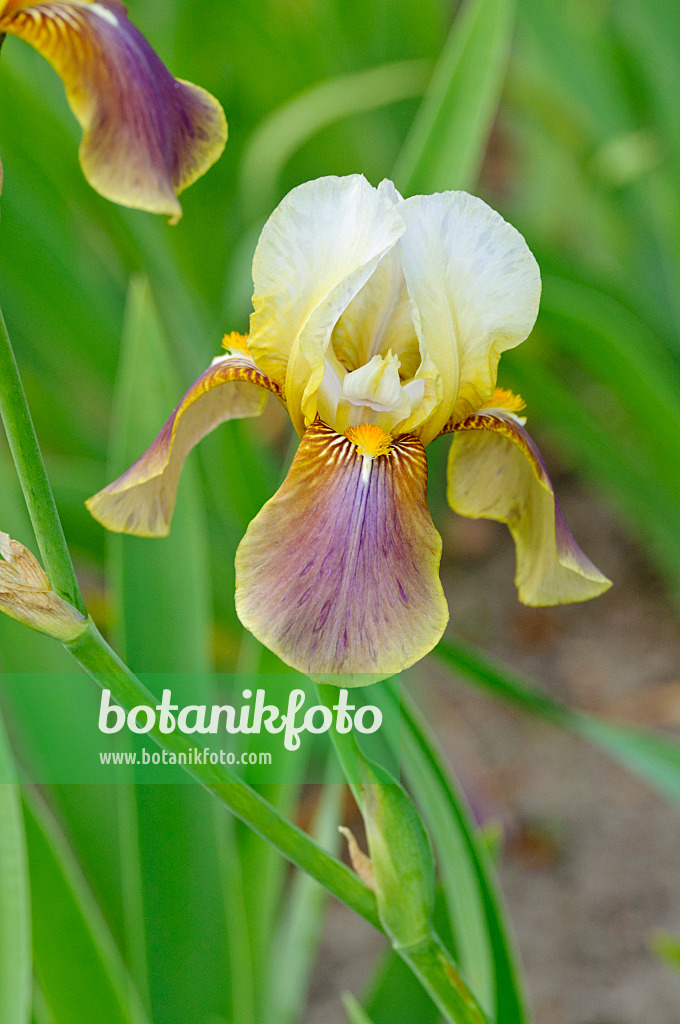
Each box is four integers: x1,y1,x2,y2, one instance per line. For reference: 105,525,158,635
0,446,130,958
343,992,378,1024
22,788,149,1024
363,947,440,1024
383,684,530,1024
265,774,342,1024
393,0,515,194
539,275,680,505
240,60,430,219
0,711,30,1024
104,277,229,1024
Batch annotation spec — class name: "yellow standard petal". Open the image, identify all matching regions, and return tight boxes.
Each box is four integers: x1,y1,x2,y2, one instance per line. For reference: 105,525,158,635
235,419,449,686
446,409,612,605
0,0,227,220
87,353,280,537
248,175,404,435
398,191,541,443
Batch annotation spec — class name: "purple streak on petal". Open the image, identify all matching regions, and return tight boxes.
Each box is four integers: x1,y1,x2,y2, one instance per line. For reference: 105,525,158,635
235,420,449,684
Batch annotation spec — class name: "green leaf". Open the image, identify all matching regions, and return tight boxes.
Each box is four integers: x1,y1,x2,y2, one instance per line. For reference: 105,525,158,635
343,992,378,1024
515,0,630,137
393,0,515,194
434,638,680,807
265,781,342,1024
383,685,529,1023
0,712,31,1024
105,276,212,675
22,788,149,1024
574,718,680,806
240,60,430,219
103,277,229,1024
0,452,130,959
539,276,680,505
363,939,440,1024
650,930,680,973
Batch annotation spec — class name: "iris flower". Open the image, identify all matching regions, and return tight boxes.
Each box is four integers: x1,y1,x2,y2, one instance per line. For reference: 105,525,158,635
87,175,611,685
0,0,227,220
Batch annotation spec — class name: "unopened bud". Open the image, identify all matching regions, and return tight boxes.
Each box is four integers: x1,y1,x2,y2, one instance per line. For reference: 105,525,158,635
0,532,87,641
358,760,435,949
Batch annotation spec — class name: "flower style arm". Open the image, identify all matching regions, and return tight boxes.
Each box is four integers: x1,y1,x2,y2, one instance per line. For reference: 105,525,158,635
0,0,227,220
445,409,612,605
86,352,280,537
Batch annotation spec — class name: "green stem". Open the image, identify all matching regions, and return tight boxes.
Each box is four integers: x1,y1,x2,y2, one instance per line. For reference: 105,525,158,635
66,621,381,932
399,935,488,1024
0,304,85,612
316,684,489,1024
316,683,363,804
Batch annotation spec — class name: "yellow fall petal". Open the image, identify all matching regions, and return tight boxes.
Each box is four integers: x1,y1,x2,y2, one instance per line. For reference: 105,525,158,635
447,412,611,605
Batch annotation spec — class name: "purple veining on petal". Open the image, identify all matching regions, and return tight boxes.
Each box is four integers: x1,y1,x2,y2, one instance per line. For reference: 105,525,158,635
235,420,449,684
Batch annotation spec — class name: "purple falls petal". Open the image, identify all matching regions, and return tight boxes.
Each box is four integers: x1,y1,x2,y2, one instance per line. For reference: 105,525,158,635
235,419,449,686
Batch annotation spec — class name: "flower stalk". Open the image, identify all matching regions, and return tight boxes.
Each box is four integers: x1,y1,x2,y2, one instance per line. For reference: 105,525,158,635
0,304,85,613
318,685,489,1024
65,620,381,931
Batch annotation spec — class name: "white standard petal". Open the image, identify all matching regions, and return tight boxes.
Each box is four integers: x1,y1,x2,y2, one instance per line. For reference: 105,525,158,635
247,174,405,435
398,191,541,444
377,178,405,205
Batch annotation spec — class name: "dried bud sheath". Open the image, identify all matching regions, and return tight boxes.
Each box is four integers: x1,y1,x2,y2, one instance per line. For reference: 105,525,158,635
0,532,87,641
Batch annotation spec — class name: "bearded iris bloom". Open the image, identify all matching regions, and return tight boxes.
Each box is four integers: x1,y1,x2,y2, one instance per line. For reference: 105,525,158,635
0,0,226,220
87,175,610,685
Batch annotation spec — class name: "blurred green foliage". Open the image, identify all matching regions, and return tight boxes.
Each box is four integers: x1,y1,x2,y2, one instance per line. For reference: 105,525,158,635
2,0,680,1021
2,0,679,620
